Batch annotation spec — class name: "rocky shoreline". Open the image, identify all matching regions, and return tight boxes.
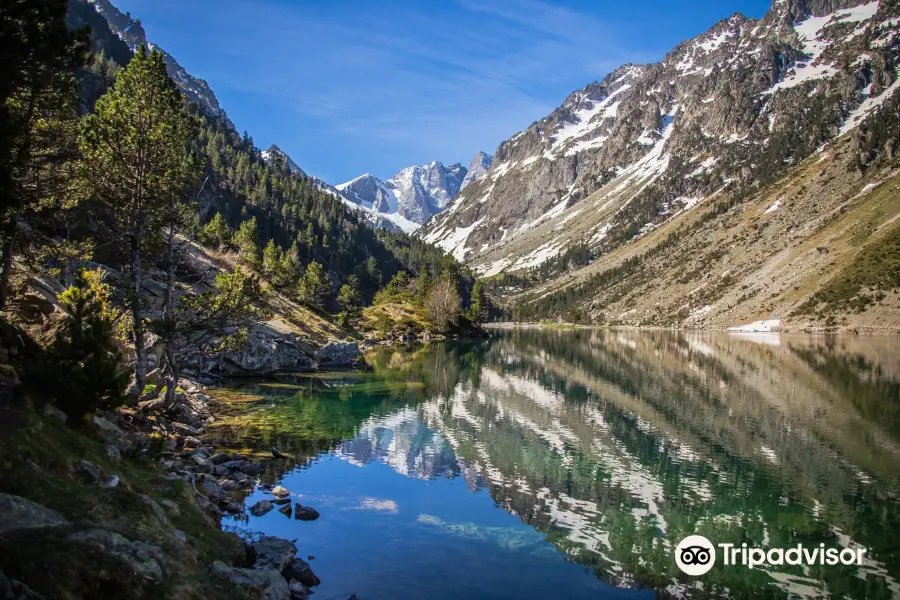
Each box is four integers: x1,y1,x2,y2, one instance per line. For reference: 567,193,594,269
126,373,339,599
1,354,365,599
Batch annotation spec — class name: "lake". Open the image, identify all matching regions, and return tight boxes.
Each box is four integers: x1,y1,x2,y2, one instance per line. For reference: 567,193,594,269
210,329,900,599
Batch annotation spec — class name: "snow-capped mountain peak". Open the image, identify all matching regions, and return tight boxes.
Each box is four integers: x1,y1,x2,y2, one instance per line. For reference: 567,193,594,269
420,0,900,272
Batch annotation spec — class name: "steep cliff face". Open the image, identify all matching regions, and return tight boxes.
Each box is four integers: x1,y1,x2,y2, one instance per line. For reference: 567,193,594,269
460,151,493,191
84,0,235,129
421,0,899,274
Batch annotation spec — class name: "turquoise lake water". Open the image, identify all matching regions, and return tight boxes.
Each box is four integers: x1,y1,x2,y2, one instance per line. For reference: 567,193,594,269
215,329,900,599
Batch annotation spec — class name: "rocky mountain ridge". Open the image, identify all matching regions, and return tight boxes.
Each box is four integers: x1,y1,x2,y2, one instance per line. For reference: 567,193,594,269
461,151,493,191
421,0,899,277
260,144,307,177
337,152,493,230
85,0,235,130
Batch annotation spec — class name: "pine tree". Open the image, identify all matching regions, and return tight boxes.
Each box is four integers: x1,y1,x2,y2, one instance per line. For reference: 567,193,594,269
234,216,260,263
79,47,196,398
0,0,90,308
298,260,330,310
202,212,232,249
467,279,489,325
336,275,362,327
44,268,125,420
262,238,281,278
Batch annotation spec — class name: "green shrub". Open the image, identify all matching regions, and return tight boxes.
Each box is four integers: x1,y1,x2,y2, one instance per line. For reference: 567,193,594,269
45,269,127,422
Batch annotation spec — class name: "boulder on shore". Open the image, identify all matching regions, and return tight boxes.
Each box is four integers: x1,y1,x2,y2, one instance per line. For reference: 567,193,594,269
314,342,362,368
282,557,320,587
221,330,316,375
211,561,290,600
251,536,297,571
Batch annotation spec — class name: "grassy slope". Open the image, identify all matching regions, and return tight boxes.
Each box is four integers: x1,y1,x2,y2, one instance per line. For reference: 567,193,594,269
360,301,429,337
0,405,251,600
182,240,349,348
511,134,900,333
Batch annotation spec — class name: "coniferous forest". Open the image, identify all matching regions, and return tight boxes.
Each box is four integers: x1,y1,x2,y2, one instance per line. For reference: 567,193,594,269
1,0,481,413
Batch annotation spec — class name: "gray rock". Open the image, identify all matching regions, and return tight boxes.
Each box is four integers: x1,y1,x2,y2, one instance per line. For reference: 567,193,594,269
190,454,212,473
41,404,67,424
231,470,250,483
219,459,246,470
282,558,320,587
194,493,222,523
221,330,316,375
159,499,181,518
249,500,274,517
197,474,227,501
141,278,168,299
106,445,121,461
209,452,231,465
210,562,290,600
0,493,68,534
251,536,296,571
314,341,361,368
139,495,168,525
293,506,319,521
76,459,103,484
0,569,44,599
91,416,126,448
68,529,165,584
288,579,311,600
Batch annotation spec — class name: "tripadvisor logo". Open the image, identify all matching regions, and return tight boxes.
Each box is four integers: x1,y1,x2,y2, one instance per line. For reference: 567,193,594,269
675,535,716,576
675,535,867,576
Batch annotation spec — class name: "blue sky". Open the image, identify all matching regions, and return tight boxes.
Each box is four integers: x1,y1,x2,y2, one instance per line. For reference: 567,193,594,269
114,0,771,183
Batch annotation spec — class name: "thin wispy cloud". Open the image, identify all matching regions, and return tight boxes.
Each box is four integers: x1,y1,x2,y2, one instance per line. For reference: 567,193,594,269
115,0,771,183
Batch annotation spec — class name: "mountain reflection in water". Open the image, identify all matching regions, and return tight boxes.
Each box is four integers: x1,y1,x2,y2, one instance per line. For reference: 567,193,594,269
215,329,900,599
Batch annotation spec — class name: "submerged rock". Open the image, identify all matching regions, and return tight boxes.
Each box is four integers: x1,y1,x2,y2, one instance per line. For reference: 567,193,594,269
249,500,274,517
251,536,296,571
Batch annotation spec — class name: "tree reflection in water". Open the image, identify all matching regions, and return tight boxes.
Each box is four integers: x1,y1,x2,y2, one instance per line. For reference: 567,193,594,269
212,330,900,599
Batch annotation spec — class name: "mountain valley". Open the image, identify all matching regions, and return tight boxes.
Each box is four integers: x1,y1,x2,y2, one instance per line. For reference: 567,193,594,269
419,0,900,331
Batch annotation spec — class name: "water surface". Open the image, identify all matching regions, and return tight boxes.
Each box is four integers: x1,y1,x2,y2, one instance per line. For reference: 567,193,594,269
213,330,900,599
